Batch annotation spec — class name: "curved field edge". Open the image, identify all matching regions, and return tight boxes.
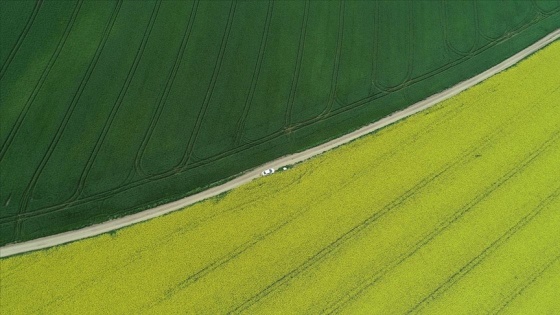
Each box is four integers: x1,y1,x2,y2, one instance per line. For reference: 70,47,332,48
1,29,558,258
1,1,559,245
1,39,559,315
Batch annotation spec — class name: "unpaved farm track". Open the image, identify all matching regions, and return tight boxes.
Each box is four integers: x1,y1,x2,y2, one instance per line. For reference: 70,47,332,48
1,29,559,258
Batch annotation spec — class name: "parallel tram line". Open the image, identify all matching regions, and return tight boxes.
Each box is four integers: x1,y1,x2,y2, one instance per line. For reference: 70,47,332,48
226,121,521,314
0,0,43,80
66,0,163,202
313,0,345,121
373,3,414,92
405,183,560,314
491,252,560,315
84,7,558,169
323,130,560,314
13,0,124,239
0,0,82,162
180,1,237,170
42,167,317,313
233,0,274,145
133,0,200,177
284,0,310,128
51,85,519,311
299,0,554,116
228,148,482,314
368,0,379,95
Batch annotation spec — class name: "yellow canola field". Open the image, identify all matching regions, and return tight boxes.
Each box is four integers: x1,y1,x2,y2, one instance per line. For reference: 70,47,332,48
1,41,560,315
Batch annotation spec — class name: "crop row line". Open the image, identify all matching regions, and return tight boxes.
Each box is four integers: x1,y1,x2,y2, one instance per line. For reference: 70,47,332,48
68,0,163,203
226,121,512,314
491,252,560,314
532,0,560,15
0,0,82,162
313,0,345,120
148,204,307,310
180,1,238,170
323,129,560,314
406,182,560,314
233,0,274,145
14,0,123,240
133,0,200,177
373,3,414,92
0,0,43,80
284,0,310,127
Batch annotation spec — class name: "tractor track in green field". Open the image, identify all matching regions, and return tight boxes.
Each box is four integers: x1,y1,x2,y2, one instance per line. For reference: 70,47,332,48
182,1,237,170
0,0,82,162
315,0,345,121
373,3,414,92
0,0,43,80
1,26,558,258
284,0,310,128
67,0,163,204
134,0,199,177
14,0,124,240
233,0,274,145
443,0,479,56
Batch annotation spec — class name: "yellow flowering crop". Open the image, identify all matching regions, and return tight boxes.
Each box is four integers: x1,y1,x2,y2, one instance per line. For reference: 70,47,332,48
1,41,559,314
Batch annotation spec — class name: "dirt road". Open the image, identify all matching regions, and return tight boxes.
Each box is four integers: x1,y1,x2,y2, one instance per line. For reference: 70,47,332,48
2,29,558,258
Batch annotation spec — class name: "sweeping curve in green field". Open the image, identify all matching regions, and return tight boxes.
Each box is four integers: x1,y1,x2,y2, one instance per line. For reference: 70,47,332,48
1,39,559,315
1,0,560,245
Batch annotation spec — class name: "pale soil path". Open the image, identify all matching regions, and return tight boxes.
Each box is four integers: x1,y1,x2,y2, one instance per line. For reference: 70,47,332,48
1,29,558,258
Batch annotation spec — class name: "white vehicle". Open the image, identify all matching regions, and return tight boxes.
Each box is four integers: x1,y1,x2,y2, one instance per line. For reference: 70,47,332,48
261,168,275,176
